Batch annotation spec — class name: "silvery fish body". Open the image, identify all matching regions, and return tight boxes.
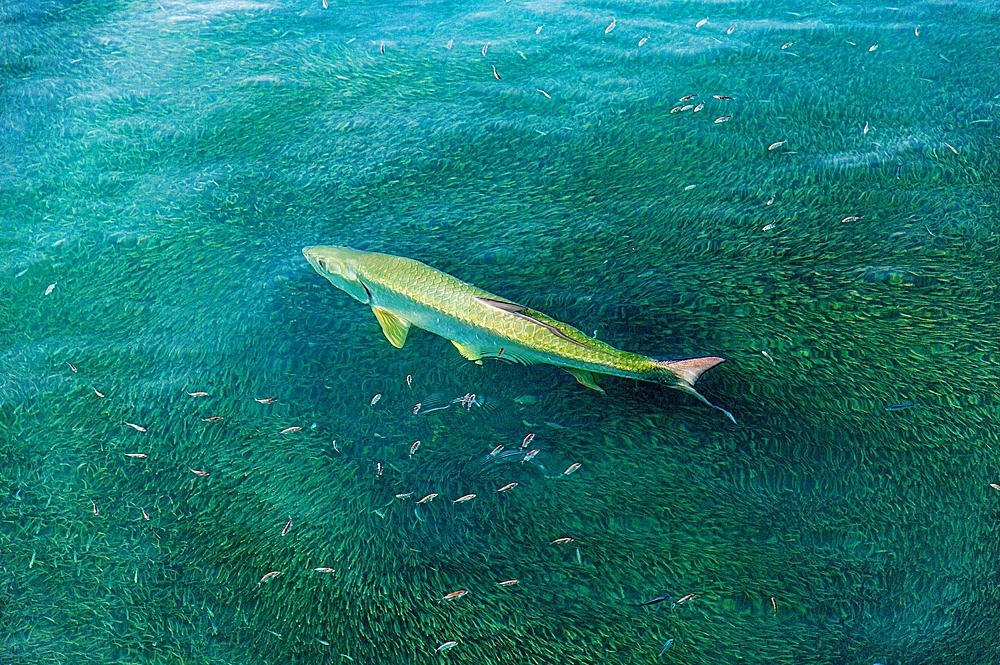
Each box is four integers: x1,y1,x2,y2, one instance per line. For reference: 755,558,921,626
303,246,732,421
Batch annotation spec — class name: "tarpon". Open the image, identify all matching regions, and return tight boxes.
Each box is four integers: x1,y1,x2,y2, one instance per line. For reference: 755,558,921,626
303,246,734,422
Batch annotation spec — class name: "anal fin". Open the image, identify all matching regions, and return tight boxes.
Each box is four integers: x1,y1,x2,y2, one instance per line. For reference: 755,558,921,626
566,368,606,394
452,340,484,365
372,307,411,349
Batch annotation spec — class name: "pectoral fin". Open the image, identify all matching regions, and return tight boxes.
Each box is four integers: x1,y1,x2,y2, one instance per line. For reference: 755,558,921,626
371,307,411,349
452,341,484,365
566,368,606,394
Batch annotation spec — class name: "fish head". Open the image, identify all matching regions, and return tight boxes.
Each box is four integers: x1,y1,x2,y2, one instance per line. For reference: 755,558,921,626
303,246,371,304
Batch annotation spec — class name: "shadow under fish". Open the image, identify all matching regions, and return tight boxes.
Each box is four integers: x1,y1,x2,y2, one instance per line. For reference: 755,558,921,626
413,391,521,429
463,446,550,479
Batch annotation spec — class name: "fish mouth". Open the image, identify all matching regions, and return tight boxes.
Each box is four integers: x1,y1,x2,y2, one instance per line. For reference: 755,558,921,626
303,246,329,273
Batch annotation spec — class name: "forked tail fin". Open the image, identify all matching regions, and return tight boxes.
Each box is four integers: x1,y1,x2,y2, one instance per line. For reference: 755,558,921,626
653,356,736,424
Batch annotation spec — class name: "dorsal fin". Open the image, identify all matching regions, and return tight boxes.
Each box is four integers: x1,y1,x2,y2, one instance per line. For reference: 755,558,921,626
371,307,411,349
475,297,591,349
475,297,525,313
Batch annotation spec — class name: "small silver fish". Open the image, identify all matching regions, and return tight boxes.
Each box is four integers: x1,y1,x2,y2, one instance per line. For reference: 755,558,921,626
885,402,920,411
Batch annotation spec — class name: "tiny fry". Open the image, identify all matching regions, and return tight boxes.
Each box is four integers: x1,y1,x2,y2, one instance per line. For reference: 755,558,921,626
259,571,282,585
563,462,582,476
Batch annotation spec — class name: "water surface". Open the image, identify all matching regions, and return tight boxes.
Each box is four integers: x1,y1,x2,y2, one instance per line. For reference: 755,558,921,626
2,1,999,663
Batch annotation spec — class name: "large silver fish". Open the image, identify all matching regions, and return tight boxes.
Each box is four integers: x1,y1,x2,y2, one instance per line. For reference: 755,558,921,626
303,246,733,421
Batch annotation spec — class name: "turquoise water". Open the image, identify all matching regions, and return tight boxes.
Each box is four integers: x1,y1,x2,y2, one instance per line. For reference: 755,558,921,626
2,1,999,663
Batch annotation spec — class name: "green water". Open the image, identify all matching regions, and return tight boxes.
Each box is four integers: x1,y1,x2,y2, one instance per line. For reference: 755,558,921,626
2,1,999,663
